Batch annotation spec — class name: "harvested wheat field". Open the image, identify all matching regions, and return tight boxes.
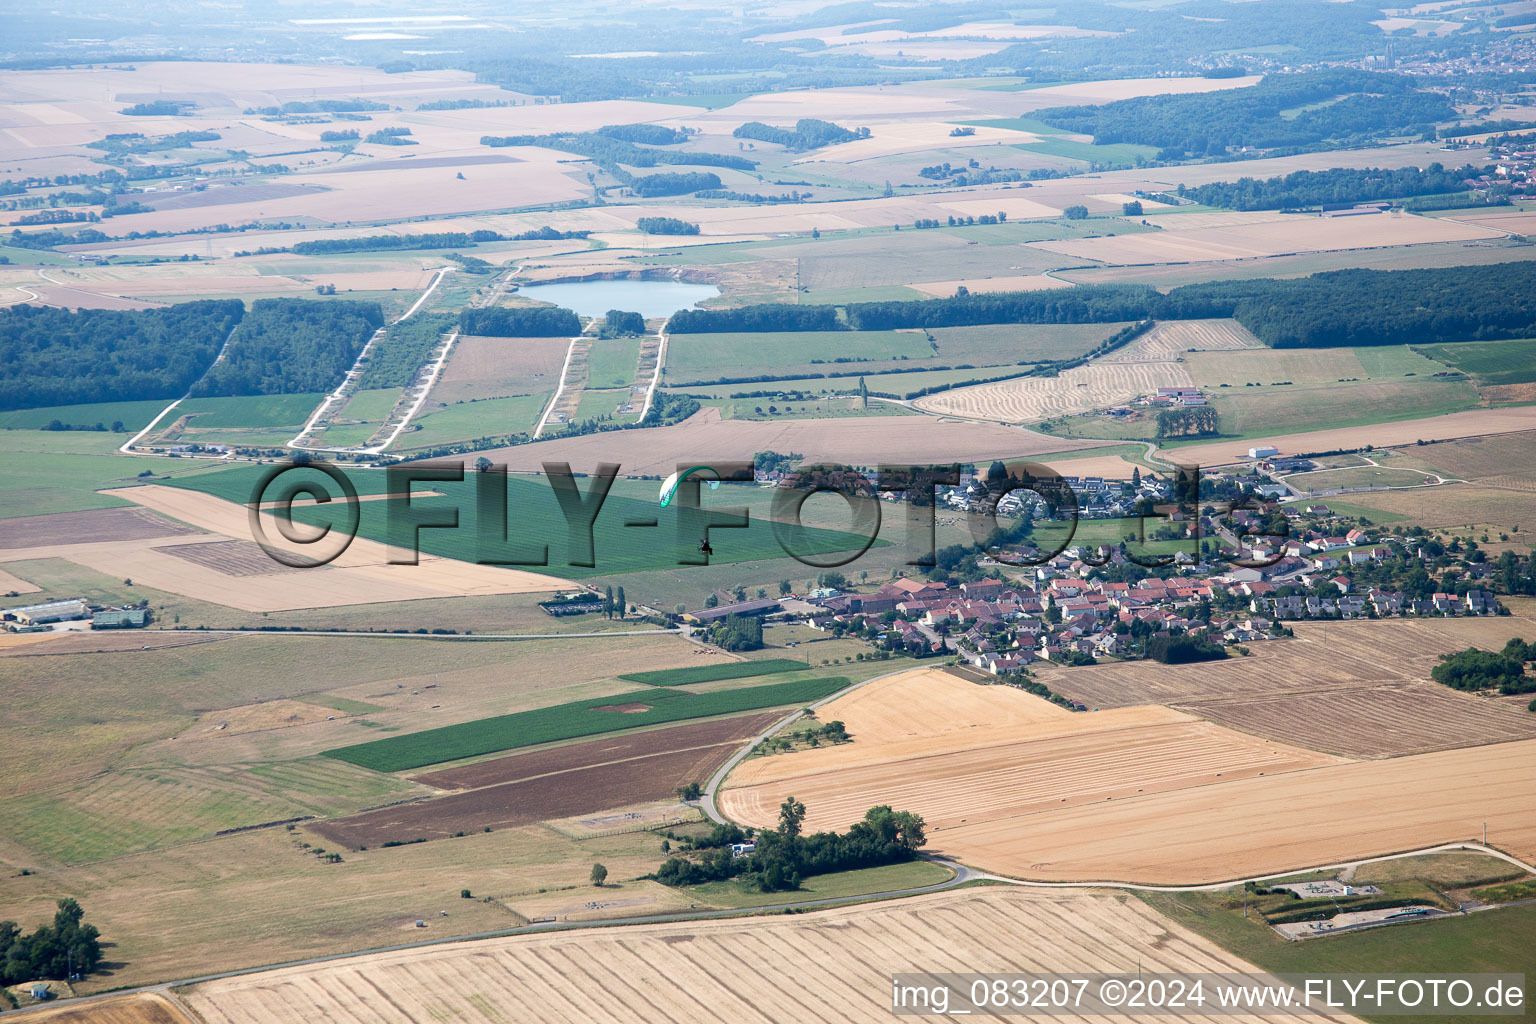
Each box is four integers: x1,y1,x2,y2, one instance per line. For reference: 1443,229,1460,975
909,272,1073,296
1335,482,1536,530
7,993,191,1024
1042,616,1536,708
914,330,1193,422
1161,405,1536,466
6,485,573,611
940,739,1536,883
1180,682,1536,759
1101,319,1263,363
486,406,1102,475
718,669,1345,847
1399,430,1536,484
181,887,1358,1024
722,669,1536,883
1027,212,1503,266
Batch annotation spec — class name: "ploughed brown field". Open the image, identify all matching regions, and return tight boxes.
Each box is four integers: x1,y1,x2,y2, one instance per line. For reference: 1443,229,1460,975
0,506,199,549
412,714,779,790
310,713,779,848
1179,682,1536,759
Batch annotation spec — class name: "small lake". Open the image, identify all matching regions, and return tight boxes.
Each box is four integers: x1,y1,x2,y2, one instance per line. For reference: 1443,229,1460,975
515,279,719,319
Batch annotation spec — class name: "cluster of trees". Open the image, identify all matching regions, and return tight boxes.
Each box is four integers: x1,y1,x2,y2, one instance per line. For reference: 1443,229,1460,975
1,899,103,986
1159,261,1536,348
914,212,1008,229
86,130,221,158
1037,71,1455,158
291,231,503,255
356,314,455,390
245,99,389,116
1185,164,1483,211
845,286,1155,330
653,802,924,892
1155,406,1219,439
364,127,415,146
416,98,514,111
193,298,383,398
120,100,190,116
601,310,646,337
0,299,242,411
319,129,359,142
1431,645,1532,695
669,303,839,334
631,171,721,197
1063,205,1090,220
731,118,867,150
510,226,590,241
1146,634,1227,665
479,131,757,178
636,216,700,235
601,585,627,619
696,189,803,204
596,123,687,145
460,306,580,337
708,613,763,651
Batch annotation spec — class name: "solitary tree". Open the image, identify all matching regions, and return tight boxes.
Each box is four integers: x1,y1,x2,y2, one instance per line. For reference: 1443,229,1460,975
615,586,626,620
778,795,807,837
475,456,493,473
590,863,608,886
778,580,792,596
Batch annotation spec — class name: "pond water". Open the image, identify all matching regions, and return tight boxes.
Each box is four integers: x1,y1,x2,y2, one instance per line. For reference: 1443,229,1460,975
515,278,719,320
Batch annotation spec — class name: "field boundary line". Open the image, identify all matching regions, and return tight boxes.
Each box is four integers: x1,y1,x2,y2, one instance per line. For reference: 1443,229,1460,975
700,665,917,825
534,333,582,439
638,318,671,421
368,329,461,454
119,321,243,457
290,265,453,452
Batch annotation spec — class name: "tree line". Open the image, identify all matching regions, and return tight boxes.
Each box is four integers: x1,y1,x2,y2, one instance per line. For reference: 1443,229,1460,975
667,261,1536,349
192,298,384,397
1159,261,1536,348
460,306,581,337
0,299,242,411
479,131,757,179
1183,164,1485,211
290,230,504,254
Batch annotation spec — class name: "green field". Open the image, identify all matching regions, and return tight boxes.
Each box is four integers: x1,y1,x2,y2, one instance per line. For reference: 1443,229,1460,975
664,330,932,384
673,366,1034,400
1013,138,1161,165
1140,894,1536,1024
684,859,954,909
177,393,324,429
572,388,637,423
1414,339,1536,386
619,658,808,685
586,337,642,389
323,676,851,771
0,399,171,432
166,463,882,578
337,388,402,422
704,395,915,420
1285,466,1442,492
398,394,549,448
0,449,226,519
1032,516,1198,560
